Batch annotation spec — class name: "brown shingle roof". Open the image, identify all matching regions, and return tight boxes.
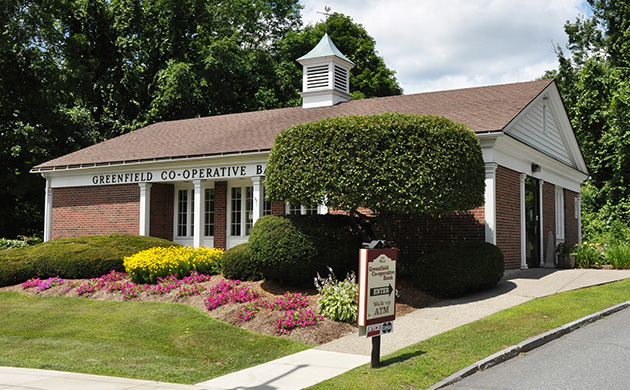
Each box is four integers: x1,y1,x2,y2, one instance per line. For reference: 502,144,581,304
32,79,554,171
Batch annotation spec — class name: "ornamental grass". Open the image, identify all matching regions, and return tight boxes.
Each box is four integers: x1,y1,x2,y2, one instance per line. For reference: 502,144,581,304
124,246,224,283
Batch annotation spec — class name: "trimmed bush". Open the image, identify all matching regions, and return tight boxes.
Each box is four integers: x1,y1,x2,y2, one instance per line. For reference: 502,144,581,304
249,214,363,286
0,256,35,288
124,246,223,284
221,243,263,281
413,241,504,298
0,235,179,287
265,113,485,218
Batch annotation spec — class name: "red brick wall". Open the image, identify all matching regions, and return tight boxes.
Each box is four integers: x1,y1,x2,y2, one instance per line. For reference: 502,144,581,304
542,182,556,265
470,204,485,224
495,166,522,269
214,181,227,249
51,185,140,239
149,183,174,241
564,189,580,247
271,201,286,215
387,212,485,265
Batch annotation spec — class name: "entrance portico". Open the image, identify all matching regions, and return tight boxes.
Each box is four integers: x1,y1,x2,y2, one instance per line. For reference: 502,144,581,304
40,157,273,250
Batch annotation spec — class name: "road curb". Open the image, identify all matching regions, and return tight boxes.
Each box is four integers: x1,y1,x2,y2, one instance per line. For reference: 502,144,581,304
428,301,630,389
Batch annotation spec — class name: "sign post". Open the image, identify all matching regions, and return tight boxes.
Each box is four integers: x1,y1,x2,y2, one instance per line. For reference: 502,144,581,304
358,247,397,368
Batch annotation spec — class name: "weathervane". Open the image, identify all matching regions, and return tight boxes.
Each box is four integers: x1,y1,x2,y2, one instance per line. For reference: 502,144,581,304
317,6,334,34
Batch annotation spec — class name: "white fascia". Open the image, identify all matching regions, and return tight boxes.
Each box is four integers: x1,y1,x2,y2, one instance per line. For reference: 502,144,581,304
478,132,588,193
42,151,271,189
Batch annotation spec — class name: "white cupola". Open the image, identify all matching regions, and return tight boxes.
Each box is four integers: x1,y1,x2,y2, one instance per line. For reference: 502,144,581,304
297,33,355,109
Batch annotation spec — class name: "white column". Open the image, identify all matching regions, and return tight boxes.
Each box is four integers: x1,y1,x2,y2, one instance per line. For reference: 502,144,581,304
539,179,545,267
252,176,264,225
520,173,528,269
138,183,152,237
193,180,205,248
43,176,53,242
484,163,498,245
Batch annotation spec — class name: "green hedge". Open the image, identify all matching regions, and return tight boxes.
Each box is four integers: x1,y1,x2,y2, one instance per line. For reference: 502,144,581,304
413,241,504,297
265,113,485,217
0,235,179,287
221,243,264,281
249,214,363,286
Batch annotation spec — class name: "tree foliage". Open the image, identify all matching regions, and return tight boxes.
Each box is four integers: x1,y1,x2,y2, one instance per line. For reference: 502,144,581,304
0,1,402,238
271,13,403,107
264,113,485,240
553,1,630,238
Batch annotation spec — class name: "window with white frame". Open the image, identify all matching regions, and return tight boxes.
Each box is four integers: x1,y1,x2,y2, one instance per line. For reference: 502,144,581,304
230,185,254,237
176,188,195,237
304,205,318,215
555,186,565,240
287,203,318,215
204,188,215,236
288,203,301,215
261,184,272,216
263,199,272,216
245,186,254,235
231,187,242,236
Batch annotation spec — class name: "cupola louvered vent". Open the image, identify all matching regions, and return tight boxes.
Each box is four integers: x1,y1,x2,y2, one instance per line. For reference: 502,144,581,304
306,64,330,90
334,65,348,92
297,33,354,109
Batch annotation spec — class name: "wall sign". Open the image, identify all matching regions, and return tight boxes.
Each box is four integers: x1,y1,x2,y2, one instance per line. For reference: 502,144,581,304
358,248,397,336
79,164,266,187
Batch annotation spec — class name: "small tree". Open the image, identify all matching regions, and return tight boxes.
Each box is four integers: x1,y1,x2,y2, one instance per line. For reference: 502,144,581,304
264,113,485,242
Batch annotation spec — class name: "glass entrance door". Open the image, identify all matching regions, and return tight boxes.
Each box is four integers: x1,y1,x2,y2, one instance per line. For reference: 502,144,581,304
525,177,540,268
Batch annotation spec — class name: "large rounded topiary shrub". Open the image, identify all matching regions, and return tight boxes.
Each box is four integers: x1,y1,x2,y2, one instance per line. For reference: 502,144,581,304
412,241,504,297
0,234,179,287
248,214,363,286
221,243,264,281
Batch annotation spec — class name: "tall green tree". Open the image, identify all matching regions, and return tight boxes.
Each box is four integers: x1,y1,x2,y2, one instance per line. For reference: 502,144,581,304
0,0,303,238
270,13,403,107
0,0,94,237
0,1,402,239
554,1,630,239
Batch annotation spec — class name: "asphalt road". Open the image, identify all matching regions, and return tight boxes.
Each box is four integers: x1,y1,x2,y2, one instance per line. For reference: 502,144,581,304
446,307,630,389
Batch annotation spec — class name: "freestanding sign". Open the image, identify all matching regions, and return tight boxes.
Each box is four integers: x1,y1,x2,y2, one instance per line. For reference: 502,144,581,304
358,247,397,329
357,247,397,367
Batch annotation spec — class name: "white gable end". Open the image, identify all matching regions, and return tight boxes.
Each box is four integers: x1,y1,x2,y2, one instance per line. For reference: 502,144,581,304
506,99,572,166
503,83,587,174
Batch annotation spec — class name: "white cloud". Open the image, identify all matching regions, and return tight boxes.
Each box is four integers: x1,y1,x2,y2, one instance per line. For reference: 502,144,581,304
299,0,590,93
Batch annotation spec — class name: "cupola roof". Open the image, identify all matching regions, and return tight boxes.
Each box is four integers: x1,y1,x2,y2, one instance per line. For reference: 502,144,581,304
297,33,354,65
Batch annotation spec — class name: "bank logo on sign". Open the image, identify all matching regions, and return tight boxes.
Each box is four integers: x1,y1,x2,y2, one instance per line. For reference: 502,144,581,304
366,321,394,337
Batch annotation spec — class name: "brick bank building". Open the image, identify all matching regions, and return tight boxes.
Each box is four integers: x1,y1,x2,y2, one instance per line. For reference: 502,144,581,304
31,35,588,270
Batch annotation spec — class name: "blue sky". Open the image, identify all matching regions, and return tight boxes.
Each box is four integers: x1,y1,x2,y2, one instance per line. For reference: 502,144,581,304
299,0,592,94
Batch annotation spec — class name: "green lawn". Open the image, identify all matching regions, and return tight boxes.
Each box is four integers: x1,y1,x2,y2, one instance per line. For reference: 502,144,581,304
310,278,630,389
0,292,310,384
4,279,630,388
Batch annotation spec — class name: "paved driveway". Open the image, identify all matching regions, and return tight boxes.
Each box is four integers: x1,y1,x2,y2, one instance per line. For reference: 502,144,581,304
447,307,630,389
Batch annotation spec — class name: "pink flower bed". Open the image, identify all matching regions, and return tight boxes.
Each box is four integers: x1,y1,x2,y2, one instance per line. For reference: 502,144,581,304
203,280,322,333
23,271,322,334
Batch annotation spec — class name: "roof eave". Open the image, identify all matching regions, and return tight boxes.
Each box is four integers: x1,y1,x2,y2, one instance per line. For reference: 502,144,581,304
30,149,272,174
